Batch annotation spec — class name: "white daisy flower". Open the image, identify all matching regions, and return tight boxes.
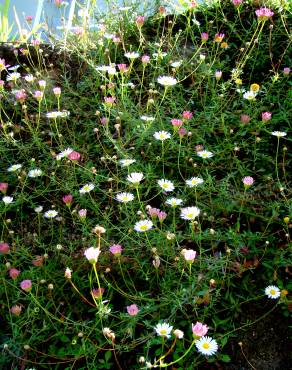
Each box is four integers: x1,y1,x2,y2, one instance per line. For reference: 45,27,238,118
154,323,173,339
24,74,35,83
153,131,171,141
134,220,153,232
271,131,287,138
152,52,167,59
243,91,257,100
115,192,135,203
44,210,58,218
95,65,110,72
84,247,101,264
34,206,43,213
195,336,218,356
140,115,155,121
46,111,61,119
265,285,281,299
157,76,178,86
127,172,144,184
170,60,183,68
186,177,204,187
7,164,22,172
28,169,43,178
119,159,136,167
3,196,13,204
180,206,200,220
197,150,213,159
79,184,95,194
165,197,183,207
124,51,140,59
158,179,175,192
55,148,74,160
6,72,21,82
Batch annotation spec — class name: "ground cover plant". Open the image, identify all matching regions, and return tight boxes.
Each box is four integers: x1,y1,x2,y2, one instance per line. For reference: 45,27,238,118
0,0,291,369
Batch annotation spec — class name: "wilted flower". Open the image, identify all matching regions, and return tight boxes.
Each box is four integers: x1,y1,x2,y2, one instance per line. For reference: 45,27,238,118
195,336,218,356
32,255,44,267
240,114,251,124
20,279,32,292
103,327,115,341
127,304,139,316
9,268,20,279
34,206,43,213
44,210,58,218
157,76,178,86
192,322,208,337
155,323,173,339
265,285,281,299
134,220,153,232
91,287,104,298
64,267,72,279
173,329,184,339
180,206,200,220
250,83,260,93
84,247,101,264
0,242,10,254
11,305,22,316
158,179,175,192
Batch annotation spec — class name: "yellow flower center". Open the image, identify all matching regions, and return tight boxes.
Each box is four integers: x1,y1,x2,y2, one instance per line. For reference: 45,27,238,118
202,343,210,349
140,225,148,231
270,289,276,295
160,329,167,335
187,213,194,219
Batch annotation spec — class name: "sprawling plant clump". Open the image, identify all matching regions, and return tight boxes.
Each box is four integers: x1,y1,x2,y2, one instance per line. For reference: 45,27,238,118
0,0,291,369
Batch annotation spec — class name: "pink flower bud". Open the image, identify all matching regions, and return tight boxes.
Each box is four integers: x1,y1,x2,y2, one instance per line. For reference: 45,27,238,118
9,268,20,280
283,67,290,75
0,182,8,194
127,304,139,316
171,118,183,128
53,87,61,96
255,7,274,20
201,32,209,42
20,279,32,292
25,16,33,22
192,322,208,337
215,70,222,80
15,90,27,103
141,55,150,64
78,209,87,219
0,242,10,254
109,244,123,256
242,176,254,187
38,80,46,89
62,194,73,205
117,64,128,73
183,249,197,263
261,112,272,121
68,151,81,161
158,211,167,222
136,16,145,27
178,128,187,137
33,90,43,101
232,0,242,6
215,33,225,43
182,111,193,120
